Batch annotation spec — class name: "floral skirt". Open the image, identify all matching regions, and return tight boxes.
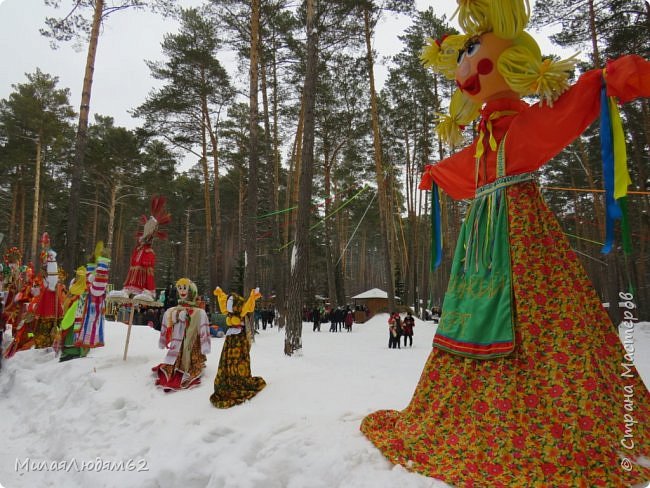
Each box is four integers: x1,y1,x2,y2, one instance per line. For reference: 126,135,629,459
210,332,266,409
360,182,649,487
33,318,57,349
154,335,206,391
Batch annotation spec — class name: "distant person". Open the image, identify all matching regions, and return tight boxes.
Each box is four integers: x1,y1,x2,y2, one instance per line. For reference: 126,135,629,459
402,311,415,347
261,308,268,330
254,309,261,331
268,308,275,328
312,306,321,332
164,283,178,310
388,312,401,349
344,307,354,332
329,308,337,332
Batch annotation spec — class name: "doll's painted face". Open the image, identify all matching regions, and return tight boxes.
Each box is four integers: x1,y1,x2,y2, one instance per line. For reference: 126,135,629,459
175,278,197,303
177,282,189,301
455,32,518,103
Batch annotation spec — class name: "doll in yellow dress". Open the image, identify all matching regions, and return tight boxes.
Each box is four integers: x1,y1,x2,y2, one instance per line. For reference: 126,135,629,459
210,287,265,408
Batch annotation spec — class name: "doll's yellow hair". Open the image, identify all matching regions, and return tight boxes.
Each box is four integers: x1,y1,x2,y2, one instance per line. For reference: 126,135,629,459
498,32,578,106
436,90,481,148
176,277,198,303
423,0,576,145
456,0,530,39
421,34,468,80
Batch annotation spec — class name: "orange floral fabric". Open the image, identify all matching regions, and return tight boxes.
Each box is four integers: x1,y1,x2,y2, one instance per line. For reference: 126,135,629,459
360,181,650,487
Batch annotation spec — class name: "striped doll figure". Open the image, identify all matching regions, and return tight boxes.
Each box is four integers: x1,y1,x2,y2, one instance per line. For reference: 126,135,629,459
75,257,110,348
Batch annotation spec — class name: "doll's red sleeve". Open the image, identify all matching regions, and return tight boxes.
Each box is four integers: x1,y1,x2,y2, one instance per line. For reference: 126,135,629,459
505,55,650,175
418,143,477,200
606,55,650,102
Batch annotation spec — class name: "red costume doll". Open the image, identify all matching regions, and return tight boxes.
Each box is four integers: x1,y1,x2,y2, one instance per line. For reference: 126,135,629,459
121,196,171,300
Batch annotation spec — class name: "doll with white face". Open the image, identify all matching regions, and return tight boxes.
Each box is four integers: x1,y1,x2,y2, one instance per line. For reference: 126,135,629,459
154,278,210,392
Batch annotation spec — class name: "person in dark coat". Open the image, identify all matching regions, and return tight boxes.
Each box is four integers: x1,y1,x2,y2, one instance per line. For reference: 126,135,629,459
329,308,337,332
312,306,321,332
344,307,354,332
268,308,275,328
402,311,415,347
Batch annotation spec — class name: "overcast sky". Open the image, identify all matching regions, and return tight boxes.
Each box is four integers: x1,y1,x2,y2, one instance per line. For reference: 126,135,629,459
0,0,569,136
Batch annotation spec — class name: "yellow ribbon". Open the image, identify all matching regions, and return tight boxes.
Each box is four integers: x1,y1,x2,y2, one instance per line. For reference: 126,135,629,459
609,97,631,199
474,110,518,187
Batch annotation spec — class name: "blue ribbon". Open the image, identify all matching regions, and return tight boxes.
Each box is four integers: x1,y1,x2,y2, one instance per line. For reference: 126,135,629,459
431,183,442,269
599,80,621,254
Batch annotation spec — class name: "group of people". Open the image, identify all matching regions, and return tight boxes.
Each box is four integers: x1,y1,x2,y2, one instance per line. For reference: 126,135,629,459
254,307,276,331
387,311,415,349
327,307,354,332
305,305,355,333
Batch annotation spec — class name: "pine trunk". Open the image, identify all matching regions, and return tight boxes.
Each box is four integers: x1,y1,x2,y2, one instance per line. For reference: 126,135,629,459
200,88,215,290
30,134,42,263
18,177,25,252
91,186,99,247
363,6,396,311
244,0,261,347
587,0,601,67
64,0,104,274
285,0,317,356
106,184,119,251
207,117,222,295
323,152,337,305
272,44,281,299
9,178,17,244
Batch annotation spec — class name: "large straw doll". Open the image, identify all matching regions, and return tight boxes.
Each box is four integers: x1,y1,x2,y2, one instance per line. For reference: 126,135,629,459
210,287,266,408
121,196,171,300
58,265,88,362
32,233,65,349
153,278,211,392
75,256,110,348
360,1,650,486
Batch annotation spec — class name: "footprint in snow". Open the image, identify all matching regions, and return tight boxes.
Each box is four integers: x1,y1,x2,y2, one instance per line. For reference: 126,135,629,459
88,375,105,391
202,426,235,443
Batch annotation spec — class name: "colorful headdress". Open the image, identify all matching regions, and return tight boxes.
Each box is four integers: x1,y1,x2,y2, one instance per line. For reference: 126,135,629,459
3,247,22,266
138,196,172,243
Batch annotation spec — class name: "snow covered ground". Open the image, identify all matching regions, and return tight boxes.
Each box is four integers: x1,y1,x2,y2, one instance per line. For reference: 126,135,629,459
0,314,648,488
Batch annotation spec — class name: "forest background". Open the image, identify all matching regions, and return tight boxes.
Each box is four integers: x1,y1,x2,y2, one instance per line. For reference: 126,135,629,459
0,0,649,348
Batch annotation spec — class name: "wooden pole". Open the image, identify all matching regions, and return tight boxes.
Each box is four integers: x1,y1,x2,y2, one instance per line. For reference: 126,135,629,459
123,300,135,361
